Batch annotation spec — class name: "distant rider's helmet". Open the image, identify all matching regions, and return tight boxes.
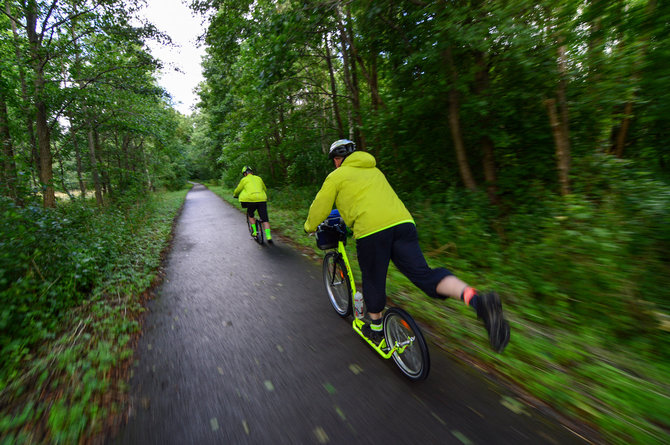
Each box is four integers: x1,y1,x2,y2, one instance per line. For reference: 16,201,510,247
328,139,356,160
241,166,253,175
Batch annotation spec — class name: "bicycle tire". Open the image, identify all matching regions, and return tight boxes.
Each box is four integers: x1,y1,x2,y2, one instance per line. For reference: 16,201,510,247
255,220,264,244
383,307,430,381
322,252,352,317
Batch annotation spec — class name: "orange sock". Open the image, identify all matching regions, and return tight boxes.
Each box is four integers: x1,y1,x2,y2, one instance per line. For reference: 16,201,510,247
461,286,477,306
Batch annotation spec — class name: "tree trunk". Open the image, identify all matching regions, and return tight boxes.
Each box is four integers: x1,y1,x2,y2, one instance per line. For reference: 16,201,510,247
609,0,655,157
368,54,383,159
7,0,38,187
613,101,633,158
345,35,384,111
26,3,55,207
264,137,276,180
545,99,571,196
337,6,366,151
87,124,104,206
448,89,476,190
557,43,571,163
129,140,138,173
346,10,365,151
474,50,499,204
369,56,381,111
444,47,476,190
122,133,130,184
70,123,86,198
481,136,498,203
357,52,384,112
97,132,111,197
336,6,384,113
320,102,328,156
551,40,572,196
56,142,74,200
0,80,20,203
35,78,55,207
324,36,344,138
585,0,612,152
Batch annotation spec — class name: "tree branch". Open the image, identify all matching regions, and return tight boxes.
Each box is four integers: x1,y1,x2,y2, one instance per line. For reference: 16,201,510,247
0,1,22,27
44,5,98,34
38,0,59,45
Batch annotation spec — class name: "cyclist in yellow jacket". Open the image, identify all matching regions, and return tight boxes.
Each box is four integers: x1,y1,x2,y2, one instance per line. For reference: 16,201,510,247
304,139,510,353
234,166,272,242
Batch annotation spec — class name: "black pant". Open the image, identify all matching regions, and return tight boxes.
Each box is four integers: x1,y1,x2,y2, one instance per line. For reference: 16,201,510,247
356,223,452,313
241,201,269,222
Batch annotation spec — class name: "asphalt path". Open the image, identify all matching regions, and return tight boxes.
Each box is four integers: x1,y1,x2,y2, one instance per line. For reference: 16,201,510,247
110,184,590,445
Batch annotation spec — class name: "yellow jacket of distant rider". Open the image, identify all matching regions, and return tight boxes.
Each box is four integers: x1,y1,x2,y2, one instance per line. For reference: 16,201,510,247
233,174,267,202
304,151,414,239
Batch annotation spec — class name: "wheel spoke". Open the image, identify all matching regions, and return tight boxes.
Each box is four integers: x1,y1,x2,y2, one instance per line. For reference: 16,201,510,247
383,308,429,381
323,253,351,317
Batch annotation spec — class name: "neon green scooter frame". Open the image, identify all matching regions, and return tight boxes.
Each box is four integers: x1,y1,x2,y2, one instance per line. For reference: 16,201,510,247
336,241,411,359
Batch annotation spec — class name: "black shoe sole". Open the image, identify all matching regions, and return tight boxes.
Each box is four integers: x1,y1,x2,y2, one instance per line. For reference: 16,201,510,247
361,325,384,345
494,320,511,353
482,292,510,353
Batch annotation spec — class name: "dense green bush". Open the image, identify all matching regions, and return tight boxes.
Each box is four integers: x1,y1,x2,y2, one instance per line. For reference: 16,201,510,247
0,190,186,390
404,155,670,359
0,189,187,443
1,199,96,383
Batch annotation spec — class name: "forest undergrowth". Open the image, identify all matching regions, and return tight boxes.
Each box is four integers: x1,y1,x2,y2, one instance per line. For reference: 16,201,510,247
0,188,189,443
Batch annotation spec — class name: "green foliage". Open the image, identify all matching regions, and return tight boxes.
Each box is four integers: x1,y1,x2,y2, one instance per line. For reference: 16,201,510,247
190,0,670,203
0,189,187,443
0,0,187,208
155,158,190,191
184,113,219,180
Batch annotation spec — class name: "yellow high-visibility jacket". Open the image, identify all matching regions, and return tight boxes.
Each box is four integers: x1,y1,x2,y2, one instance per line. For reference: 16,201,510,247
233,174,267,202
304,151,414,239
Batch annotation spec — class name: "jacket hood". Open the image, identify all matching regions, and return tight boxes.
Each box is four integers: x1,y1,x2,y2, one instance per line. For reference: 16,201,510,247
342,151,376,168
305,149,413,238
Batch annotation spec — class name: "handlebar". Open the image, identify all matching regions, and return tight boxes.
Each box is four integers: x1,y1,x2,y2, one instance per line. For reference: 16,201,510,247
317,221,346,233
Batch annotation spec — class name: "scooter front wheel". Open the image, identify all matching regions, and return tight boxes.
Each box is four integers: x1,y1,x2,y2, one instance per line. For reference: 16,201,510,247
383,307,430,381
322,252,352,317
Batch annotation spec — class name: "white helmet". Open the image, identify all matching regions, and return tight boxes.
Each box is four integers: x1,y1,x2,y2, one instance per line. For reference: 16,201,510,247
328,139,356,159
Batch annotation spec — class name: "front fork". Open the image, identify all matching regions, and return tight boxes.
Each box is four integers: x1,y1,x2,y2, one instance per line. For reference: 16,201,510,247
337,242,357,296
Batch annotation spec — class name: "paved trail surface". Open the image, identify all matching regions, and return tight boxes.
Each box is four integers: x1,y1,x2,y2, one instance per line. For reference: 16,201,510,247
110,184,588,444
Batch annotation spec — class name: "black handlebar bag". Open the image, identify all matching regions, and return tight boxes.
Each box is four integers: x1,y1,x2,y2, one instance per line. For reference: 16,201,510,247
316,211,347,250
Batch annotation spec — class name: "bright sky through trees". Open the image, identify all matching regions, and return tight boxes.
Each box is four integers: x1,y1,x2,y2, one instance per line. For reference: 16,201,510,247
140,0,206,114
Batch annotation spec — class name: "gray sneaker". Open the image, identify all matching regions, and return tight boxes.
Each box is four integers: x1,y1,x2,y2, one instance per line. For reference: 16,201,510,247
477,292,511,353
361,323,385,345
